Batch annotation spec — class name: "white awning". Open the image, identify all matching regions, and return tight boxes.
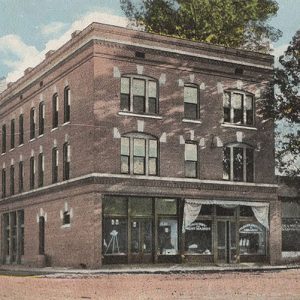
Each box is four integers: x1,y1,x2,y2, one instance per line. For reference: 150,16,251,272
182,199,269,232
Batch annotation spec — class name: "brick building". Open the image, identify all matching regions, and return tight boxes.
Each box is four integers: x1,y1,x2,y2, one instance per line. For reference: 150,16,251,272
0,23,280,268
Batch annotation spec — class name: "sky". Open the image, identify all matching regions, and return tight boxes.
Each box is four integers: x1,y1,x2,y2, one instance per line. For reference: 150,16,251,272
0,0,300,82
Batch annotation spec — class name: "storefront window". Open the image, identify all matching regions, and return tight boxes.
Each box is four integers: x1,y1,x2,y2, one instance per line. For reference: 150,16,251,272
130,197,152,216
103,218,127,255
185,220,212,255
239,223,266,255
156,199,177,215
158,218,178,255
103,196,127,215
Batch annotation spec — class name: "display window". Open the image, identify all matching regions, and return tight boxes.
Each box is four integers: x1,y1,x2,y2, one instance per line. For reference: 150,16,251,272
158,218,178,255
184,220,212,255
239,223,266,255
103,217,128,255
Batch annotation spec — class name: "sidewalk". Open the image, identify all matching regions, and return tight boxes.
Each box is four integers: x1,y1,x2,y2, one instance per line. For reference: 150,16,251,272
1,263,300,277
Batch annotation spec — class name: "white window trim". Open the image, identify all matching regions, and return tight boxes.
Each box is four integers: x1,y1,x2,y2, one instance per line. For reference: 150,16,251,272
118,111,162,119
221,123,257,131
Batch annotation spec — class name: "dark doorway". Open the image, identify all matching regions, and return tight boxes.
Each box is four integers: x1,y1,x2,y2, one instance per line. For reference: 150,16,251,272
39,216,45,255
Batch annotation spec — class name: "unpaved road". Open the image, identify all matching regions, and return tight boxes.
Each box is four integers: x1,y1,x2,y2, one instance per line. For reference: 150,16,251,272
0,269,300,299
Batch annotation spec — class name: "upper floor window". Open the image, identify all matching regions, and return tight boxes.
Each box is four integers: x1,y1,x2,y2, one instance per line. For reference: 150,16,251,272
121,133,158,176
39,102,45,136
2,124,6,153
38,153,44,187
184,85,199,119
64,87,71,123
30,108,35,140
120,76,158,114
19,114,24,145
29,156,35,190
223,143,254,182
52,94,58,129
185,142,198,178
10,165,14,195
2,168,6,198
223,91,254,126
10,119,15,149
19,161,24,193
52,147,58,183
63,142,70,180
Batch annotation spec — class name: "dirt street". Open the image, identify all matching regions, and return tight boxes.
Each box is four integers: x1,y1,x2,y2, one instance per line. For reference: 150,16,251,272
0,269,300,300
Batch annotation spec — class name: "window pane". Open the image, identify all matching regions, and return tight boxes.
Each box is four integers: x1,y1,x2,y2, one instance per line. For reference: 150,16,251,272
148,97,157,114
121,137,130,155
121,94,130,111
184,103,197,119
133,96,145,113
130,197,152,216
149,140,157,157
103,217,127,255
133,79,145,96
148,157,157,175
246,148,254,182
133,157,145,174
282,218,300,251
158,219,178,255
240,206,254,217
121,156,129,174
239,223,266,255
148,81,157,98
200,205,213,215
223,147,231,180
121,77,130,94
185,161,197,178
103,196,127,215
232,93,242,109
233,147,244,181
185,143,197,161
245,95,254,125
156,199,177,215
216,206,235,216
184,86,198,104
185,220,212,254
134,138,145,156
223,92,230,107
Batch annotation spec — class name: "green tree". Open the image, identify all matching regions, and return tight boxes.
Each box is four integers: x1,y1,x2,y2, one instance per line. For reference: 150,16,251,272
120,0,281,52
261,31,300,175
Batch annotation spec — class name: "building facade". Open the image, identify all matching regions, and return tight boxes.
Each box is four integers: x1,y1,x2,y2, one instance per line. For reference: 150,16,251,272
0,23,280,268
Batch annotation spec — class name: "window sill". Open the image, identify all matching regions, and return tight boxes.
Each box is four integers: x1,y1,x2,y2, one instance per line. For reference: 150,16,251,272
18,143,24,148
62,121,70,126
118,111,162,119
1,152,5,156
9,148,15,152
51,127,58,132
29,138,35,142
38,134,44,139
182,118,202,124
61,223,71,228
221,123,257,131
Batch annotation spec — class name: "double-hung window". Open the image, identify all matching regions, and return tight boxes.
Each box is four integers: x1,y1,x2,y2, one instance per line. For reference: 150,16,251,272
29,156,35,190
39,102,45,136
52,147,58,183
2,124,6,153
30,108,35,139
19,114,24,145
52,94,58,129
223,143,254,182
223,91,254,126
63,142,70,180
184,85,199,119
184,142,198,178
64,87,71,123
120,76,158,114
121,133,158,176
10,119,15,149
38,153,44,187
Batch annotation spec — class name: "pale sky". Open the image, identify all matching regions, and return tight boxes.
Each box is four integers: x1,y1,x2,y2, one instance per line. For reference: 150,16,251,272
0,0,299,82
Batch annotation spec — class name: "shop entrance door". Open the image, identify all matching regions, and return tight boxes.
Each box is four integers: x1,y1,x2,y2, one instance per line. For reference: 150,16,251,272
217,220,237,263
130,219,153,263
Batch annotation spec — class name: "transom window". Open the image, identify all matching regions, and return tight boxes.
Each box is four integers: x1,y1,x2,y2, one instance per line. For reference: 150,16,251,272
185,142,198,178
120,76,158,114
223,91,254,126
184,85,199,119
223,143,254,182
121,133,158,176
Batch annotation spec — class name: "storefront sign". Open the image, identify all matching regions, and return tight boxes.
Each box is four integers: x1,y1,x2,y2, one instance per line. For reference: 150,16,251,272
239,224,262,234
186,222,211,231
282,219,300,232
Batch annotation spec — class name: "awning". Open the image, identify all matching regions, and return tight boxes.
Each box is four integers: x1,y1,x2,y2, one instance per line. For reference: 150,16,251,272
182,199,269,232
